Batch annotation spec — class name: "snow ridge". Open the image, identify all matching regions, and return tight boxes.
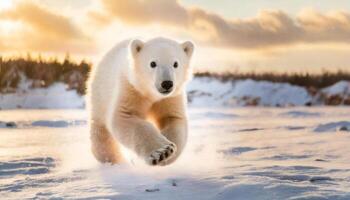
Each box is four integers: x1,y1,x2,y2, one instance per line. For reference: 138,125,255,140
0,78,349,109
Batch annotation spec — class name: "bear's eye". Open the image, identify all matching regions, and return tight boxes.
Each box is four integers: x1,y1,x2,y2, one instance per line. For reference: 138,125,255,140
150,61,157,68
173,61,178,68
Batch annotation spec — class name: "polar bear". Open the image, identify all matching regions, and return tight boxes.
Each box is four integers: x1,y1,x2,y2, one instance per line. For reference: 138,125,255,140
87,37,194,166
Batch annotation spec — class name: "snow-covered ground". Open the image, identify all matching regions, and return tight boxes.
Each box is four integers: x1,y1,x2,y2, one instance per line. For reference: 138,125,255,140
1,108,350,199
1,78,349,109
187,78,313,107
0,79,84,109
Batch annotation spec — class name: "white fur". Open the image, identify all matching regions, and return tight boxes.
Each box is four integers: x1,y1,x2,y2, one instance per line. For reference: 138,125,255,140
87,37,194,166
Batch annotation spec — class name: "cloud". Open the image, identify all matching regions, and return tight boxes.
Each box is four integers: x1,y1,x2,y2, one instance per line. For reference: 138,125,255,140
0,1,88,40
98,0,350,49
189,9,302,48
1,0,350,56
100,0,189,26
297,9,350,43
0,30,95,54
87,10,113,27
0,1,95,54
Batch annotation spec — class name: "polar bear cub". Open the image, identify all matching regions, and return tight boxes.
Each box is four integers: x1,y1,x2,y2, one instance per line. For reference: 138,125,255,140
87,37,194,166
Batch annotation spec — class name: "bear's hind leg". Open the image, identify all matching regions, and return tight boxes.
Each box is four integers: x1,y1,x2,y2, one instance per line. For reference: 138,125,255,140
90,122,125,164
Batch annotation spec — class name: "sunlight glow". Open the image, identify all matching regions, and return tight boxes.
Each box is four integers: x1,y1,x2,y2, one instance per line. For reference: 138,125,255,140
0,1,18,35
0,0,13,10
0,21,20,35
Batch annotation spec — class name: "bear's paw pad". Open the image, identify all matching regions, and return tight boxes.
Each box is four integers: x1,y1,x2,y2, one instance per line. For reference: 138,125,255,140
147,143,177,166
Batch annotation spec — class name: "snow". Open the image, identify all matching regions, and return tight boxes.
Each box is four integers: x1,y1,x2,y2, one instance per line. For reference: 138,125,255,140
313,121,350,133
0,79,84,109
1,78,350,109
187,78,312,107
187,79,350,107
322,81,350,96
0,121,16,128
187,77,312,107
186,77,233,107
231,79,312,106
0,108,350,199
31,120,71,128
279,111,322,117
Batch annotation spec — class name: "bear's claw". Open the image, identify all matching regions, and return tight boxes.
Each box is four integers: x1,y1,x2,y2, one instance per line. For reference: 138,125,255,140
147,143,177,166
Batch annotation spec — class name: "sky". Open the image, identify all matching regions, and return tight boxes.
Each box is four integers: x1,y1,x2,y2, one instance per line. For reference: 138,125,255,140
0,0,350,73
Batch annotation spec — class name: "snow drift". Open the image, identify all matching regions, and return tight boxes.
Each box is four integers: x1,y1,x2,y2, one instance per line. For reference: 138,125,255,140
187,78,312,107
0,79,84,109
0,77,349,109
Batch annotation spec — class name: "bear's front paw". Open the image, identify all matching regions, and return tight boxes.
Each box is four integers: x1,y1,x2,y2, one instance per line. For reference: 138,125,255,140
146,143,177,166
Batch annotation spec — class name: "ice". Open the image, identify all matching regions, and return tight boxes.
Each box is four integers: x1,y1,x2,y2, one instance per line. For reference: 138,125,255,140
0,107,350,199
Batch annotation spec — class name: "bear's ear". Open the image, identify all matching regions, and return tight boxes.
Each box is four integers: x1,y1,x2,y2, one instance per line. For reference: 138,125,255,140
181,41,194,58
130,39,144,57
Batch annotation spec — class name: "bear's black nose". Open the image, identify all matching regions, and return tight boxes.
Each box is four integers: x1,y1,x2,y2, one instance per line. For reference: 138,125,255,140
161,81,173,90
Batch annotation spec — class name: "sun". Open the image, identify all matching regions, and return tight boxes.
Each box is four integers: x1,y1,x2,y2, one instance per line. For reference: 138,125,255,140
0,0,13,10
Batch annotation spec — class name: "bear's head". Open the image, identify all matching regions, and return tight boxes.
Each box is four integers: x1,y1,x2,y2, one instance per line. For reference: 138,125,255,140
128,37,194,100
